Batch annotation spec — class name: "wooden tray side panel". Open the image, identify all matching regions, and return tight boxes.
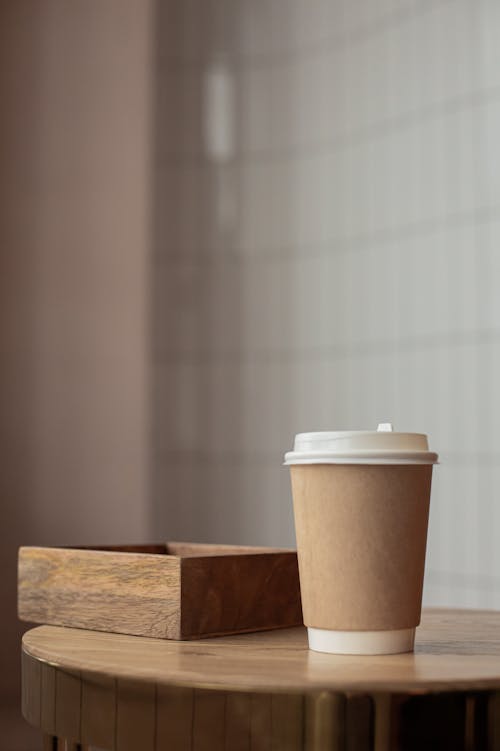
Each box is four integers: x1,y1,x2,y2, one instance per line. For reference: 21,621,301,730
18,547,181,639
180,552,303,639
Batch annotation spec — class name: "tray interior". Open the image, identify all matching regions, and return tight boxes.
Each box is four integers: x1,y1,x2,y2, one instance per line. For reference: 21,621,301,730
73,542,292,558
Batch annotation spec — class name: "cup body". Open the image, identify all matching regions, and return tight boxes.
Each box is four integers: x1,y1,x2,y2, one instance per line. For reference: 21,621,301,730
289,458,435,653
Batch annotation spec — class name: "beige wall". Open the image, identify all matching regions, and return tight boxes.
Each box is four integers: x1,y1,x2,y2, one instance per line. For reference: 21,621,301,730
0,0,152,714
153,0,500,612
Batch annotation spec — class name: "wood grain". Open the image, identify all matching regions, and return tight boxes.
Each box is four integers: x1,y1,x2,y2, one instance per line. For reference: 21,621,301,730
156,685,193,749
488,692,500,750
225,692,252,751
20,610,500,694
21,611,500,751
18,546,181,638
305,692,345,751
55,668,81,741
21,648,41,728
180,552,302,638
249,693,272,751
116,678,155,751
271,693,304,750
18,543,302,640
40,662,57,737
80,672,115,749
345,695,373,751
192,689,226,751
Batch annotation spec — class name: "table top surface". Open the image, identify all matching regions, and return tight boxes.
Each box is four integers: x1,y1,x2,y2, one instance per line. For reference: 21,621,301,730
22,608,500,694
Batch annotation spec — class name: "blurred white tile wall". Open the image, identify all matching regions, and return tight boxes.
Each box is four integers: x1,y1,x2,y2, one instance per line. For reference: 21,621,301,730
154,0,500,608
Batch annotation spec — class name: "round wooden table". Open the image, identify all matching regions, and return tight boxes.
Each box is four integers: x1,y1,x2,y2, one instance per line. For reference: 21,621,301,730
22,609,500,750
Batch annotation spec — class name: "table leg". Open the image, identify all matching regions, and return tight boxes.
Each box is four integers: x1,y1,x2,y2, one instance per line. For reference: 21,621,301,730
43,737,88,751
42,735,58,751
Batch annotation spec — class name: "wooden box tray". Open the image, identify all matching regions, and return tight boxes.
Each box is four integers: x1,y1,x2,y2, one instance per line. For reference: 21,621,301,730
18,542,303,640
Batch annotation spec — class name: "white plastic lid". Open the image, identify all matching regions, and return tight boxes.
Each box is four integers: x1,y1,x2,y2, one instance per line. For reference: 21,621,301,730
284,423,438,465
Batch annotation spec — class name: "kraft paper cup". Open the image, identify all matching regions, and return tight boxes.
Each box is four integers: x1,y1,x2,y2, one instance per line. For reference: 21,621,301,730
284,424,438,655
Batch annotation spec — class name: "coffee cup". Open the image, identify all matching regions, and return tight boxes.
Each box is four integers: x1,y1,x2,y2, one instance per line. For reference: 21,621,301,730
284,424,438,655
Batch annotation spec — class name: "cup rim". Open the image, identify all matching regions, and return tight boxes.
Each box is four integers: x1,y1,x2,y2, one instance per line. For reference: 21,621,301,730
284,449,439,466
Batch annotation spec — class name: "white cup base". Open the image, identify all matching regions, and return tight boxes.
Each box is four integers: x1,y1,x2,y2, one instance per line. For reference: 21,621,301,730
307,626,415,655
